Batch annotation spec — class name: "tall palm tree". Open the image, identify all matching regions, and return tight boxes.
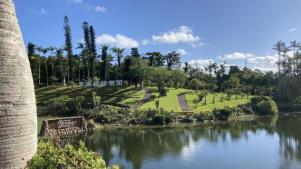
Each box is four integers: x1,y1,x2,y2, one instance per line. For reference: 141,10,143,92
290,41,300,76
0,0,37,168
36,46,43,84
48,46,57,84
41,47,49,86
56,48,67,85
273,41,285,77
112,47,124,79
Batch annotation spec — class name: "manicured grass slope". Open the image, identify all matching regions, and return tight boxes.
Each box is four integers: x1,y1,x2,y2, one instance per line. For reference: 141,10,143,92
186,92,252,112
36,86,145,107
140,88,191,112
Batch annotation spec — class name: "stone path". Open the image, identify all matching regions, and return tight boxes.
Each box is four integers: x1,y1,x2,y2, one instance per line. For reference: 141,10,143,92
132,88,152,110
178,92,190,111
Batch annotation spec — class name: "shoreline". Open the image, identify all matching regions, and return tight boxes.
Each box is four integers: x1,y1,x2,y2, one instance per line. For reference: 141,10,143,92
38,112,301,136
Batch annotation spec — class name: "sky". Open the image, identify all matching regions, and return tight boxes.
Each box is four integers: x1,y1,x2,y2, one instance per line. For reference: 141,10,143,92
14,0,301,72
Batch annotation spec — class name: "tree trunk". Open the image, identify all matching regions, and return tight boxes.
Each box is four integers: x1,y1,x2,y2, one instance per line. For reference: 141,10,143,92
45,58,48,86
78,65,81,84
38,59,41,84
0,0,37,168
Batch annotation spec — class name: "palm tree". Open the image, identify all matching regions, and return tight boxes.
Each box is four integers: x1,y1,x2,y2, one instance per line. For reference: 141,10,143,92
48,46,57,84
0,0,37,168
36,46,43,84
41,47,49,86
290,41,300,76
273,41,285,77
56,48,67,85
77,43,89,81
112,47,124,79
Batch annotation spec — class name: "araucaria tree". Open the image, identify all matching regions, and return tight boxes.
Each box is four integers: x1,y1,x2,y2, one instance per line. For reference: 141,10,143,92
82,22,91,80
89,25,97,84
100,45,110,81
64,16,74,83
81,22,97,84
0,0,37,168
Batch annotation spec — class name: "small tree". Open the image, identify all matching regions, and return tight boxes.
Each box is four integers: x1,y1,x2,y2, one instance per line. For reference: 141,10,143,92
189,78,203,91
170,69,187,89
155,100,160,111
224,76,241,100
91,91,101,108
129,58,150,89
151,68,171,96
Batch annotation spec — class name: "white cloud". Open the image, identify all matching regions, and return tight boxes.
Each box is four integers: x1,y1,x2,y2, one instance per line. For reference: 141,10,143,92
220,52,278,72
188,59,214,69
222,52,254,60
96,34,139,48
247,55,278,72
144,26,203,47
288,28,297,32
68,0,107,13
187,52,279,72
95,6,107,13
177,49,189,56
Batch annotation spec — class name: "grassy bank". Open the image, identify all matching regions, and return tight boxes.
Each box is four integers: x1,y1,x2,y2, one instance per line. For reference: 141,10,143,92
186,92,253,112
36,85,145,108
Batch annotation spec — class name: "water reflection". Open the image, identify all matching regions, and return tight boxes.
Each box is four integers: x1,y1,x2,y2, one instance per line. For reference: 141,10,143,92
67,115,301,169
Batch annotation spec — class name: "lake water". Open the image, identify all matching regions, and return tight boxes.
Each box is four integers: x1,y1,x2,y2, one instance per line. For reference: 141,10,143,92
67,115,301,169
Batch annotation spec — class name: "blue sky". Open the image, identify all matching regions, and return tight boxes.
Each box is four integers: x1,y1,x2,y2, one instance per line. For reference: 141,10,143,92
14,0,301,71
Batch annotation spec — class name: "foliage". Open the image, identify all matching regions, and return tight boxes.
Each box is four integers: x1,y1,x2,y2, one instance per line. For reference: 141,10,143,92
189,78,204,90
129,58,150,88
212,107,239,120
150,68,171,96
91,91,101,108
27,140,118,169
170,69,187,88
251,96,278,115
165,51,181,70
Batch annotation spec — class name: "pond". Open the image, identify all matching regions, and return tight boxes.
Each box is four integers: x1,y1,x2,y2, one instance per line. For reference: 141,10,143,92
65,115,301,169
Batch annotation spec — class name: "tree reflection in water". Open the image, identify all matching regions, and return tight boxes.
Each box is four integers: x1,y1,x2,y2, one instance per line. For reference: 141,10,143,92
65,115,301,169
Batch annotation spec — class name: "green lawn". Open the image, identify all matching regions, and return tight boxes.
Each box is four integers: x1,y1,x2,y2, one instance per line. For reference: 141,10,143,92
36,85,145,108
186,92,252,112
140,88,191,112
36,86,252,113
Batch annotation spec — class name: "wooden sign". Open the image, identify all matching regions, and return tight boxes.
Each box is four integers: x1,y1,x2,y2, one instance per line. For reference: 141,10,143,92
40,116,87,136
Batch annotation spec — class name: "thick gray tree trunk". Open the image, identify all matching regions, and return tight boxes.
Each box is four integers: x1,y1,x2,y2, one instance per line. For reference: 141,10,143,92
0,0,37,168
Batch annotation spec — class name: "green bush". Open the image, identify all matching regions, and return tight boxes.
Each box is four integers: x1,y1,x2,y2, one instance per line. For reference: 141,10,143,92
256,100,278,115
251,96,278,115
27,140,118,169
212,107,238,120
194,112,214,122
151,111,175,125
